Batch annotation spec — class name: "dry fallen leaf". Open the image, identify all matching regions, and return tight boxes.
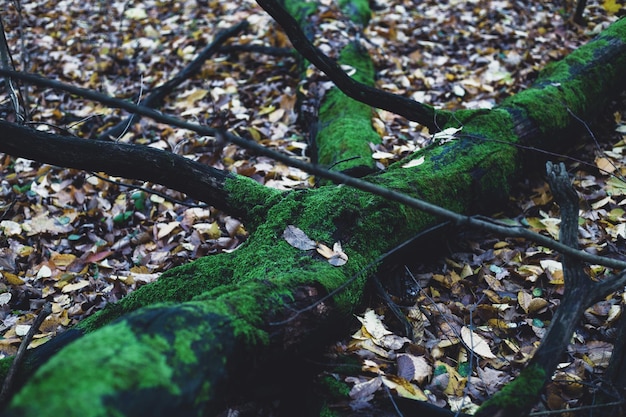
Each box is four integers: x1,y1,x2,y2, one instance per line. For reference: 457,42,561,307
283,225,316,250
461,326,497,359
397,354,432,384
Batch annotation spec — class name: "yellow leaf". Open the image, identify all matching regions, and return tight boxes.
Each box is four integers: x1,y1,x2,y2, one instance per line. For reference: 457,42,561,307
193,222,222,239
432,271,461,288
2,272,25,286
124,7,148,20
607,176,626,195
316,243,335,259
603,0,622,14
372,118,386,136
51,253,76,268
381,375,428,401
460,326,497,359
61,281,90,293
435,362,466,396
157,221,180,239
268,108,285,123
527,298,549,314
518,291,532,314
257,105,276,116
595,157,617,174
246,127,262,141
356,309,392,340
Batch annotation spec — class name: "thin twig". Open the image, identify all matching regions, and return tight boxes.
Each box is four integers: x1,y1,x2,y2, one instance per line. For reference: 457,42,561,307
97,20,249,140
1,70,626,271
255,0,449,129
0,302,52,406
88,172,210,208
528,400,624,416
0,16,24,123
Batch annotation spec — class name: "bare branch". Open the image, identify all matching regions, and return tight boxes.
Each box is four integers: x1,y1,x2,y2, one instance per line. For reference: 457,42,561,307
1,70,626,271
255,0,450,130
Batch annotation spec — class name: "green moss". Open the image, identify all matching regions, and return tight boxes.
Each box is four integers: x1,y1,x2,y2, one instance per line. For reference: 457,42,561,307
478,364,546,412
78,107,523,341
319,374,351,399
337,0,371,25
501,24,626,137
223,174,283,230
316,43,380,173
319,404,340,417
602,16,626,41
380,108,520,215
0,356,13,381
6,303,240,416
7,322,177,416
76,254,236,332
284,0,318,23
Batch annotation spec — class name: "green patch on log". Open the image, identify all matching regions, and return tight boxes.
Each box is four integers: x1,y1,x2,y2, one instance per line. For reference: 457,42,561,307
76,254,236,332
0,356,12,382
77,105,522,338
338,0,371,25
223,174,283,230
381,108,520,214
284,0,318,22
316,42,380,174
7,321,176,416
501,18,626,136
6,304,237,417
477,364,546,413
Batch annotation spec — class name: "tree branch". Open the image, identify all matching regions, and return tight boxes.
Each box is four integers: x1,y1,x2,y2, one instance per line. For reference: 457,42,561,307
0,119,274,220
97,20,250,140
478,162,626,417
1,69,626,271
254,0,450,130
0,302,51,407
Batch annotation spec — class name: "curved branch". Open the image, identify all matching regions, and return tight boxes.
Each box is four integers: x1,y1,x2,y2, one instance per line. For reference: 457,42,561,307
97,20,250,140
1,70,625,270
255,0,450,130
0,120,274,220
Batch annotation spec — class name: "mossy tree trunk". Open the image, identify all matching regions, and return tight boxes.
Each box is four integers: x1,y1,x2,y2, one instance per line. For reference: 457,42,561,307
0,3,625,417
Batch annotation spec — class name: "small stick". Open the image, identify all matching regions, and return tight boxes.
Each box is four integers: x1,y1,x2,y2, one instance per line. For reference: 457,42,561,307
0,302,52,406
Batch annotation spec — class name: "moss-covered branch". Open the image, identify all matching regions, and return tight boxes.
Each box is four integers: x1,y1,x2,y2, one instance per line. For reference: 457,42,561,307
0,120,279,222
315,42,381,175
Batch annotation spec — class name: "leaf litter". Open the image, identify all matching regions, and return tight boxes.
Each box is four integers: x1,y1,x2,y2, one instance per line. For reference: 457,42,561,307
0,0,625,414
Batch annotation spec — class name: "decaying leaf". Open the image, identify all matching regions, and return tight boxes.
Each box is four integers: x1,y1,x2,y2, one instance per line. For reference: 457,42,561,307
348,376,382,400
397,354,432,384
357,309,392,340
433,126,462,142
283,225,316,250
382,375,428,401
402,156,425,168
461,326,497,359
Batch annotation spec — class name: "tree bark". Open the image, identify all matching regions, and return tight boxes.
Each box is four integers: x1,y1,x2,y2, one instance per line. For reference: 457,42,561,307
0,7,625,417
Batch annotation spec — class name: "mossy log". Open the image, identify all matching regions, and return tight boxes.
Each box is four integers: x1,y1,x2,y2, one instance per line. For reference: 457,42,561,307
315,42,381,176
0,11,625,417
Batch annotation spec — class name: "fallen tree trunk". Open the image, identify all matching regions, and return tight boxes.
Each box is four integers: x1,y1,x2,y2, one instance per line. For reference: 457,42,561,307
0,8,625,417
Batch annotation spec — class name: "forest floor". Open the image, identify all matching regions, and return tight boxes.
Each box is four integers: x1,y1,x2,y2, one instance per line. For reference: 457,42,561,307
1,0,625,415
